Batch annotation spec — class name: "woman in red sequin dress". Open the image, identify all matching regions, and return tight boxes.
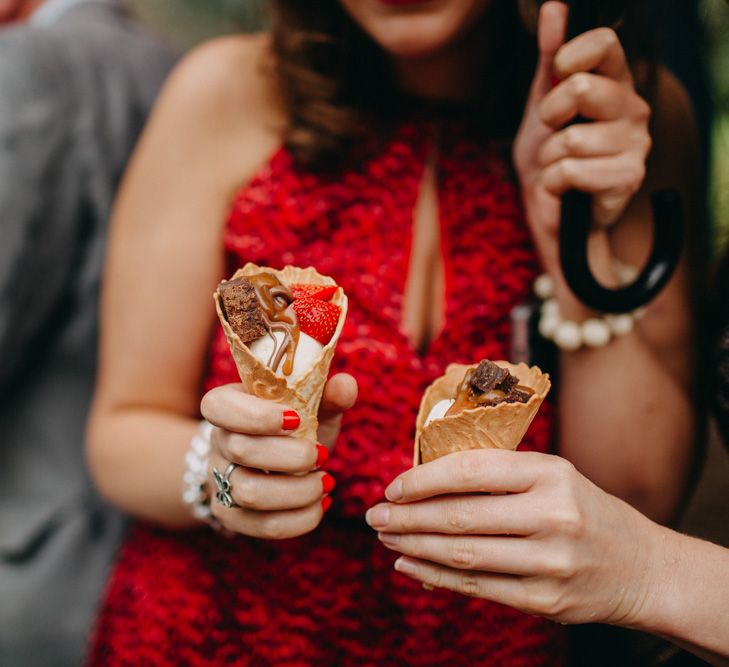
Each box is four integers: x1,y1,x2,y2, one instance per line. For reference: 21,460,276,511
85,1,700,664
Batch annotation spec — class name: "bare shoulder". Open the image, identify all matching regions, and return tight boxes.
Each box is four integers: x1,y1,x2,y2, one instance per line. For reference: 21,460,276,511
652,66,695,128
145,33,285,191
648,66,699,174
643,66,702,255
166,34,283,121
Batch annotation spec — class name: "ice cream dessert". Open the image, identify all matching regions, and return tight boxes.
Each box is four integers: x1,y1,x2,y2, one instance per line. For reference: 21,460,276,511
215,264,347,440
415,360,551,465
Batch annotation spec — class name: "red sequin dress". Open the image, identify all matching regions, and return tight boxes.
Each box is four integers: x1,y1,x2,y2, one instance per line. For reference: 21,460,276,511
88,123,568,666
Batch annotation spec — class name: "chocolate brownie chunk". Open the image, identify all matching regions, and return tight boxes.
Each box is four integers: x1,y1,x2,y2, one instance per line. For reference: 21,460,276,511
505,388,533,404
218,278,267,344
470,360,518,394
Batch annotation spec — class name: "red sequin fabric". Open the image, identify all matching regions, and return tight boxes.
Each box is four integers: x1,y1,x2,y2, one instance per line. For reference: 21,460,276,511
88,123,567,666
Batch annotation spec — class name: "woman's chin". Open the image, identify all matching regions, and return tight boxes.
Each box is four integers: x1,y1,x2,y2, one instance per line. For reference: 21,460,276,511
340,0,491,60
366,19,464,59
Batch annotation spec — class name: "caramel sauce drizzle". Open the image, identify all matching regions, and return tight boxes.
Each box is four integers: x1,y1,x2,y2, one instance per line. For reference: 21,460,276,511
248,273,299,376
445,368,534,417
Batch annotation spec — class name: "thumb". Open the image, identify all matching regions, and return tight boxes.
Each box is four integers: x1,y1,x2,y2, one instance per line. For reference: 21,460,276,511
526,1,568,108
316,373,358,450
318,373,358,422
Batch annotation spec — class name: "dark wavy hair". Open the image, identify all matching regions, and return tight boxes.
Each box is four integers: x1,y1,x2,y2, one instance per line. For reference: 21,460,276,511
269,0,654,170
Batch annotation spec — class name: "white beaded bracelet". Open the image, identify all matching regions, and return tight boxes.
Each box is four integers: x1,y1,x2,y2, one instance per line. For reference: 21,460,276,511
182,420,215,523
534,272,644,351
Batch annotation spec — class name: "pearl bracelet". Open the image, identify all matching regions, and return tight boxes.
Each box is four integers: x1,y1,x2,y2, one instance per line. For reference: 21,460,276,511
534,272,643,351
182,420,215,523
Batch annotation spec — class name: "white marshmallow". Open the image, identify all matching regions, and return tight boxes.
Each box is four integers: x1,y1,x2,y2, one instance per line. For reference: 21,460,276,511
425,399,455,427
249,330,324,384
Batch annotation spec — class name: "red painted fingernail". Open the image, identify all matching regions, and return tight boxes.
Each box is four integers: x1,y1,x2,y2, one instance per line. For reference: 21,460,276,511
315,444,329,468
321,473,336,495
282,410,300,431
321,496,333,513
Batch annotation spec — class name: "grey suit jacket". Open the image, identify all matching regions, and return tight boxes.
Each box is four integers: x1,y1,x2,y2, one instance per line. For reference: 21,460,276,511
0,2,176,665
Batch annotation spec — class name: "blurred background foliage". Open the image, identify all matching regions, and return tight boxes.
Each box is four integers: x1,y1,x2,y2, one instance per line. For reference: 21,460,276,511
705,0,729,248
128,0,729,249
127,0,265,45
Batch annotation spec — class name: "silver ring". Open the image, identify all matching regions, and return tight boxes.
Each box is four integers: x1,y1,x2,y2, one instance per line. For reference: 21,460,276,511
212,463,238,508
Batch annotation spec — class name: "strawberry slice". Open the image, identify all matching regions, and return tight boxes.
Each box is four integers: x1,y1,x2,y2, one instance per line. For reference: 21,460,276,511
292,297,341,346
290,283,338,301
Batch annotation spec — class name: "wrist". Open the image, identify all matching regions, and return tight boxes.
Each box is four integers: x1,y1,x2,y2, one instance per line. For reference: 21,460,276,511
535,266,641,351
551,273,601,322
594,498,661,628
538,228,628,319
182,420,219,527
634,528,729,649
546,248,624,321
622,519,685,635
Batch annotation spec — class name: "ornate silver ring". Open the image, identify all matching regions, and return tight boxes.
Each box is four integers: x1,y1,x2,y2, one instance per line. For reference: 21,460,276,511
212,463,237,509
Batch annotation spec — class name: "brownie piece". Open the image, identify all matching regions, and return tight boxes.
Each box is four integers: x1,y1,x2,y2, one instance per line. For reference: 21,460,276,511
218,278,267,344
505,388,533,404
470,360,518,394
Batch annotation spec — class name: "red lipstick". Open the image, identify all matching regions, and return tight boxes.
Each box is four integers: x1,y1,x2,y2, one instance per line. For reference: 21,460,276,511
377,0,431,6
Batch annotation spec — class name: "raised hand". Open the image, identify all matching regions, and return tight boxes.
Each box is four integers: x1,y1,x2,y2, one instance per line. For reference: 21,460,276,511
513,1,651,277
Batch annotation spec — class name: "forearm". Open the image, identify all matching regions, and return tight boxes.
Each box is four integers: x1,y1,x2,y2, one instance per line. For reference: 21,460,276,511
633,526,729,666
87,406,200,527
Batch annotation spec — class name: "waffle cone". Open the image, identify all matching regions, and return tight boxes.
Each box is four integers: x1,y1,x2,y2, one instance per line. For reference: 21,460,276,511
414,361,551,465
214,263,347,440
